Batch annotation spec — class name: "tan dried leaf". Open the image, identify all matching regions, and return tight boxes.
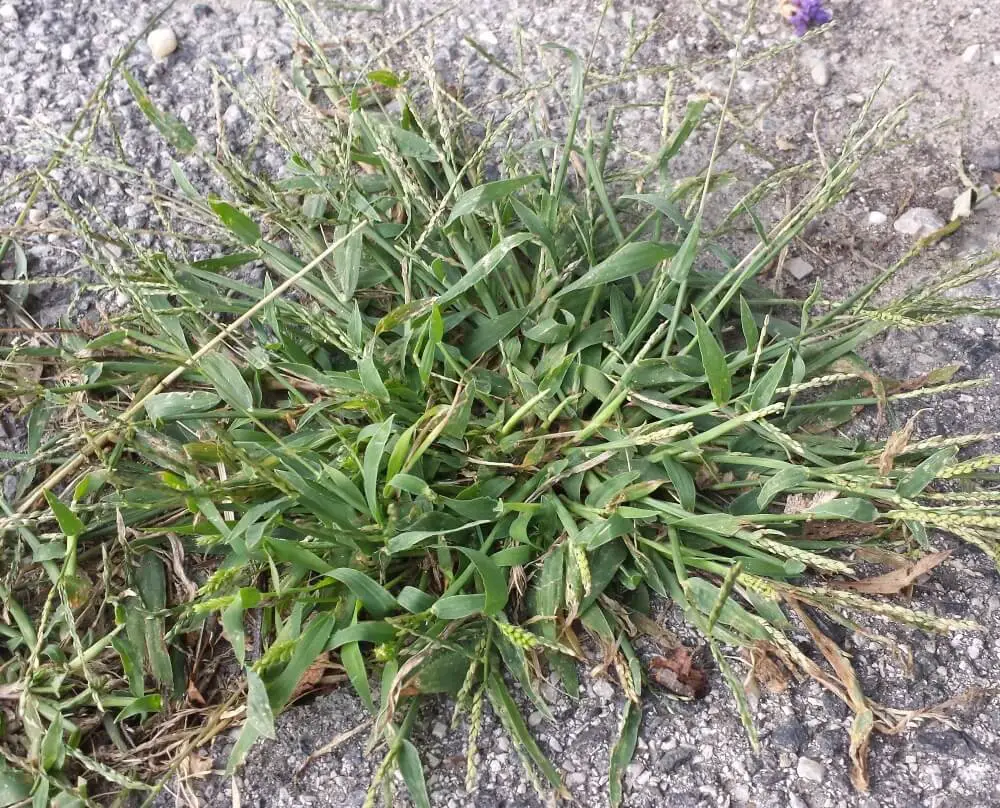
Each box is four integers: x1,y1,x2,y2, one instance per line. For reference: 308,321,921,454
840,550,951,595
877,413,919,475
784,489,838,514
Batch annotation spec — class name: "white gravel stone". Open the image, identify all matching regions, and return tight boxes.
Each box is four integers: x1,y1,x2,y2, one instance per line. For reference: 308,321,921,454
962,43,982,64
893,207,945,238
786,256,814,280
810,60,830,87
868,210,888,226
994,51,1000,67
147,27,178,60
796,756,826,783
431,721,447,740
0,3,17,22
592,678,615,700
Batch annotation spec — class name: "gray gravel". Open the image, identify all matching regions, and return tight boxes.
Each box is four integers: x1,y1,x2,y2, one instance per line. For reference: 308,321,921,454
4,1,1000,807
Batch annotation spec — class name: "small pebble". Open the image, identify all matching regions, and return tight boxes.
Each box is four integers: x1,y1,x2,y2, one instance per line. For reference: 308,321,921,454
566,771,587,788
431,721,447,740
796,756,826,783
147,27,178,60
993,51,1000,67
786,256,814,280
810,60,830,87
962,44,982,64
0,3,17,22
951,187,975,220
868,210,888,226
893,207,945,238
27,207,47,225
592,678,615,700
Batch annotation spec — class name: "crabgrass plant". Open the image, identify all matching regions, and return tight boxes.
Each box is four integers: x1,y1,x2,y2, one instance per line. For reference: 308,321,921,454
3,6,1000,808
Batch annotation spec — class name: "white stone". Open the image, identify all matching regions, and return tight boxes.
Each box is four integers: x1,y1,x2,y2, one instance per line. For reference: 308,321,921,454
993,51,1000,67
431,721,447,740
147,27,178,60
27,207,47,225
962,44,982,64
0,3,17,22
60,43,77,62
796,756,826,783
810,60,830,87
868,210,888,226
951,187,976,220
786,256,814,280
893,207,945,238
592,678,615,700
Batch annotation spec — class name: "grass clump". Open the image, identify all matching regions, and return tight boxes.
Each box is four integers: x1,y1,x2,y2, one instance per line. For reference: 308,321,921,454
2,4,1000,807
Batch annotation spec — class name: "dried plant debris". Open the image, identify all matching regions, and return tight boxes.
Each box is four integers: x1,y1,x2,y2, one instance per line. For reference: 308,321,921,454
0,2,999,807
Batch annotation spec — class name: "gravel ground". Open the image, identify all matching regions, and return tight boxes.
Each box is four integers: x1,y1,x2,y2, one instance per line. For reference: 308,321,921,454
3,1,1000,807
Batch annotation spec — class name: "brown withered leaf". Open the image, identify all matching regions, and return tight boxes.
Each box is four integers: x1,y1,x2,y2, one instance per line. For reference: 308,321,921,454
884,363,961,395
877,413,919,475
648,646,708,699
186,680,206,706
840,550,951,596
290,653,332,702
791,602,874,792
784,489,838,515
747,644,791,694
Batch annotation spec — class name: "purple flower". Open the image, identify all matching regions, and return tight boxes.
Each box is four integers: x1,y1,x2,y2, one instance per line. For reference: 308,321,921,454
779,0,833,36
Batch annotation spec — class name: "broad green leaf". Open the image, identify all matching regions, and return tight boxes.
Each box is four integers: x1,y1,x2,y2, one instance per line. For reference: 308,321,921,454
431,593,487,620
557,242,678,297
437,233,533,307
341,640,374,713
667,214,700,282
43,490,84,538
461,308,529,359
137,553,167,612
40,713,65,772
112,635,145,697
123,69,196,154
208,198,261,245
331,223,363,302
116,693,163,723
693,308,731,406
398,586,435,613
385,124,440,161
808,497,877,522
325,569,397,618
222,596,247,665
609,700,641,808
363,417,394,524
0,762,31,806
398,740,432,808
446,175,541,225
367,69,400,87
266,612,336,710
757,467,809,510
265,537,333,573
358,355,389,401
739,296,759,349
749,349,789,411
144,391,221,423
388,518,493,554
200,352,253,411
326,621,398,650
227,670,276,774
897,447,958,499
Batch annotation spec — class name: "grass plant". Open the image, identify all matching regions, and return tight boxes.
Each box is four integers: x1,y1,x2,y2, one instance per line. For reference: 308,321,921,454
1,3,999,806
